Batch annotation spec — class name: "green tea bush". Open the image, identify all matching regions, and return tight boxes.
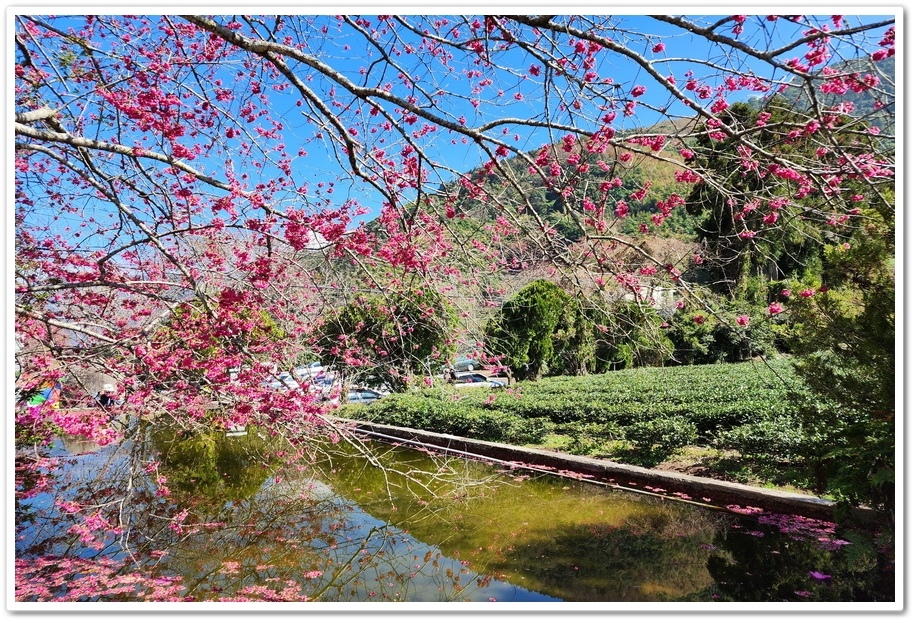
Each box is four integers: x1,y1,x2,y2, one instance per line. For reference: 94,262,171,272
359,393,455,431
347,360,829,477
464,407,554,445
715,416,810,461
556,421,627,455
492,361,804,436
625,416,699,463
358,392,552,445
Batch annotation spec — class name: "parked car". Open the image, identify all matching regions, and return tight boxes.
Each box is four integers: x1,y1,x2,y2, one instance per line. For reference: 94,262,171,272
450,373,506,389
346,387,386,404
262,372,300,391
452,356,480,372
293,362,325,380
323,386,385,406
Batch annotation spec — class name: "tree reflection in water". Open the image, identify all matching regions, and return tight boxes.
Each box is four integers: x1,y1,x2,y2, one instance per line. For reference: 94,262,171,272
703,512,894,602
15,425,894,603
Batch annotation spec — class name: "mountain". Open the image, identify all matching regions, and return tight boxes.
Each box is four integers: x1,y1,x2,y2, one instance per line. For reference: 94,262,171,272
773,55,895,135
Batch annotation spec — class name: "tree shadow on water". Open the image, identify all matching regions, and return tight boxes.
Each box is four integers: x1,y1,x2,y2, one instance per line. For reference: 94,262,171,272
703,518,895,603
472,514,718,602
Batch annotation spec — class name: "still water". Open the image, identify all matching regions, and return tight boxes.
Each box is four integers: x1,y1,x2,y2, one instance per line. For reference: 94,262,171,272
15,426,894,603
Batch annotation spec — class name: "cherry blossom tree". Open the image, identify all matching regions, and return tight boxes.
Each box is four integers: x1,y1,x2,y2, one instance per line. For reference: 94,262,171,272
13,13,896,601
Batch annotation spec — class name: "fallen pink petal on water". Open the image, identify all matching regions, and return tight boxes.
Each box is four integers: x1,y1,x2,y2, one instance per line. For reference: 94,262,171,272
809,571,831,581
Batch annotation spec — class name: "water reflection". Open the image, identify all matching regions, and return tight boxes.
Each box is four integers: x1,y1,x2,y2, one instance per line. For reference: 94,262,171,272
705,514,895,602
149,434,561,602
59,435,102,456
313,442,721,601
152,428,277,504
15,426,893,603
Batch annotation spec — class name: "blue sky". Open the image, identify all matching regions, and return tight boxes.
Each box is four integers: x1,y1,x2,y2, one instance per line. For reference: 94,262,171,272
270,13,895,217
13,12,897,237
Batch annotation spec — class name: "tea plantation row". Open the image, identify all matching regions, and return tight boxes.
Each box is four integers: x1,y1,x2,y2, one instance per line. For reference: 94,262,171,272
341,359,839,488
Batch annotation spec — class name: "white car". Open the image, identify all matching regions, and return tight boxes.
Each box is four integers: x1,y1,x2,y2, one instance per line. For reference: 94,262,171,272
293,362,325,380
346,388,386,404
262,372,300,391
450,373,506,389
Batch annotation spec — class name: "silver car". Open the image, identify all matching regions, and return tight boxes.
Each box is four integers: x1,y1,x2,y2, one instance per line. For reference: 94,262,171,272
451,373,506,389
346,387,386,404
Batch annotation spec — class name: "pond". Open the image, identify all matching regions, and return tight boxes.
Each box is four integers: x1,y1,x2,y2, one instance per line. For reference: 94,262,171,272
14,425,895,604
